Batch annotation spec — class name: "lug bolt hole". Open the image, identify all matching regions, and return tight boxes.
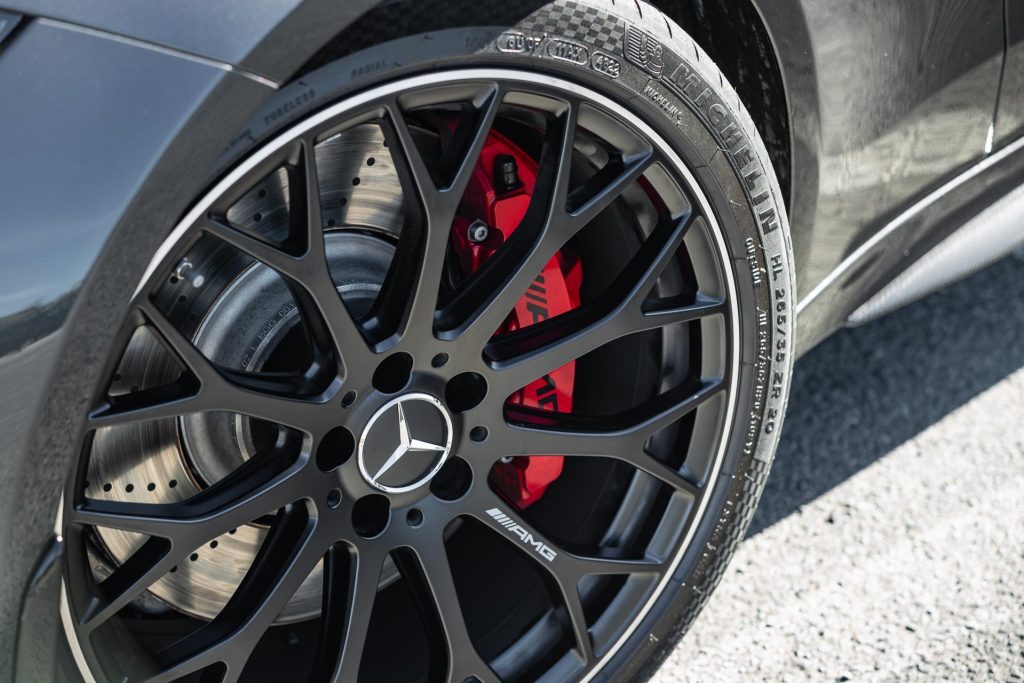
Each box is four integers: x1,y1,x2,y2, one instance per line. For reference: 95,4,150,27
406,508,423,527
353,495,390,538
431,353,449,368
445,372,487,414
470,426,488,443
341,390,357,408
373,352,413,394
326,488,342,509
317,426,355,472
430,457,473,501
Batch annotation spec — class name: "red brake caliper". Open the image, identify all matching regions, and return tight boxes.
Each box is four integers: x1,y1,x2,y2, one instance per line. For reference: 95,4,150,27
451,130,582,508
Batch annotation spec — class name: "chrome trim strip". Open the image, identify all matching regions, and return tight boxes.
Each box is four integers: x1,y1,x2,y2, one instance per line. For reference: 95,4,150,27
797,133,1024,315
848,181,1024,324
36,17,280,90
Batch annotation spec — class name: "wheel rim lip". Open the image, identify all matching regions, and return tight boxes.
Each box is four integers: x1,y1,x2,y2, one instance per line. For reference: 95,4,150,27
57,67,743,683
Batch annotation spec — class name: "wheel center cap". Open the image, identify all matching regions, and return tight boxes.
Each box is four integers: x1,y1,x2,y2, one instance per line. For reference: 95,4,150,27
358,393,453,493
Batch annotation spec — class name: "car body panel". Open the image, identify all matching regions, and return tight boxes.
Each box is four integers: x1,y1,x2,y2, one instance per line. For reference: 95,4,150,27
997,0,1024,146
751,0,1005,348
0,0,300,75
0,0,386,83
0,19,277,677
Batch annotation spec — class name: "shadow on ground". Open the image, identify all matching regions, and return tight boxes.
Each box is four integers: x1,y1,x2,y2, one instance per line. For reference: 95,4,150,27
749,255,1024,536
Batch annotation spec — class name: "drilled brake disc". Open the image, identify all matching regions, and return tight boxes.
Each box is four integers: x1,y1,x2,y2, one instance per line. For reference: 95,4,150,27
85,125,403,622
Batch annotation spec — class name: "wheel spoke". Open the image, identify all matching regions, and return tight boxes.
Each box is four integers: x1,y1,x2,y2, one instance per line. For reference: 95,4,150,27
199,214,340,371
86,299,333,433
70,443,307,544
486,292,721,398
400,543,498,683
199,216,305,278
499,379,723,493
474,494,663,578
200,140,372,379
330,545,388,683
86,381,205,430
566,150,654,231
298,137,326,261
641,291,726,324
138,505,320,683
438,100,578,344
369,88,502,344
468,493,663,666
484,201,725,393
137,297,214,382
77,536,175,634
308,544,350,683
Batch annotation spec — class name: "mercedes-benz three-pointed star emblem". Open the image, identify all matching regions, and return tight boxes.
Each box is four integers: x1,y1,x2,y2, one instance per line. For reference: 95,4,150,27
370,401,447,481
357,393,453,493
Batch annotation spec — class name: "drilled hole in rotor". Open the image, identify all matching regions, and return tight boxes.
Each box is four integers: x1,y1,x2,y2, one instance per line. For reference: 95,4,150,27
373,353,413,394
406,508,423,527
430,456,472,501
327,489,342,509
316,426,355,472
352,495,390,538
445,373,487,413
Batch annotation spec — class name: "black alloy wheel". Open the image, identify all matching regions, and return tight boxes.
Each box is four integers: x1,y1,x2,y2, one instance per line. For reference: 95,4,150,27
57,2,794,680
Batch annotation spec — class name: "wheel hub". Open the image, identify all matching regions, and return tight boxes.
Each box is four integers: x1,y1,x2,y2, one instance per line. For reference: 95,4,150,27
358,393,453,492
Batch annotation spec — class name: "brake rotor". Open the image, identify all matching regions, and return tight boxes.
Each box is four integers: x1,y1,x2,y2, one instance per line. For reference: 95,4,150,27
86,124,404,623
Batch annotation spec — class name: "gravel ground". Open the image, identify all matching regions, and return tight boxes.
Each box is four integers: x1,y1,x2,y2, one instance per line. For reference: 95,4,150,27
653,256,1024,682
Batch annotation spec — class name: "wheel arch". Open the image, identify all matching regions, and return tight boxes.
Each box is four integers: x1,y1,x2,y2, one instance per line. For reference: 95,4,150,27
650,0,794,213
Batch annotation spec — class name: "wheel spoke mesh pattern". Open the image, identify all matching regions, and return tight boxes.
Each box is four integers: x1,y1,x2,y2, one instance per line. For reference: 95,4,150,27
61,70,739,683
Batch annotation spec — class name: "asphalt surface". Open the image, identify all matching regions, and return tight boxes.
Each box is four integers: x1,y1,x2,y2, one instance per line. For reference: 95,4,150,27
653,255,1024,682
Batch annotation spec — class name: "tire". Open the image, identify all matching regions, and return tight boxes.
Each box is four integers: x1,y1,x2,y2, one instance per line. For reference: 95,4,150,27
58,2,795,681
